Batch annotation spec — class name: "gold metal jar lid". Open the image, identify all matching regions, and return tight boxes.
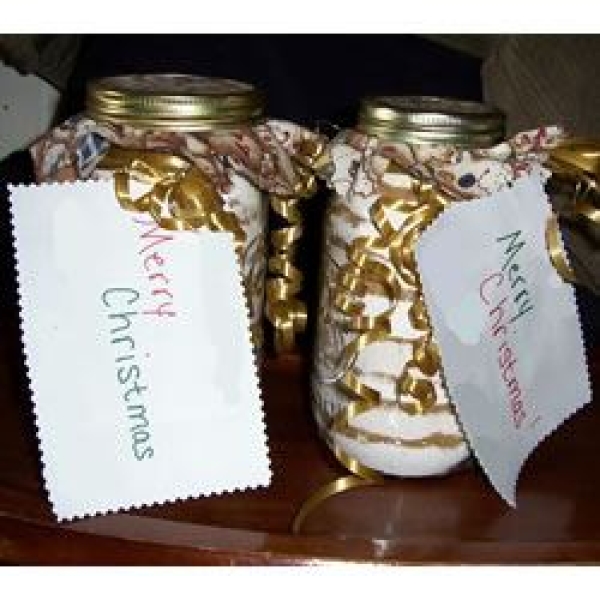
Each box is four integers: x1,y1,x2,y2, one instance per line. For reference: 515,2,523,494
86,73,264,131
357,96,505,148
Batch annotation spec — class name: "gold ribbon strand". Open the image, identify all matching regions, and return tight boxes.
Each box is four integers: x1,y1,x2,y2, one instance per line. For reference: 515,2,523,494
545,140,600,285
266,137,327,354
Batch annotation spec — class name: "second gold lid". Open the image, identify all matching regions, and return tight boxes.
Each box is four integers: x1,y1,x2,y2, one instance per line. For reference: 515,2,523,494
357,96,505,148
86,73,264,131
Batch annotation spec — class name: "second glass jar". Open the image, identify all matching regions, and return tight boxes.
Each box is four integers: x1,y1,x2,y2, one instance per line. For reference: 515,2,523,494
311,96,506,477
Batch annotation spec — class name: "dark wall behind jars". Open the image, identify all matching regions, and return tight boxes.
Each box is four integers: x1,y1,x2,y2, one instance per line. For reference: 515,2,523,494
55,34,484,128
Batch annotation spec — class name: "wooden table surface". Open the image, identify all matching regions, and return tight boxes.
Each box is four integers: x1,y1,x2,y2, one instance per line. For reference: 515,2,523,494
1,311,600,565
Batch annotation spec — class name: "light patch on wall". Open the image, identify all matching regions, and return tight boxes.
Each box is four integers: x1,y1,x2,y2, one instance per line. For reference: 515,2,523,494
0,61,60,160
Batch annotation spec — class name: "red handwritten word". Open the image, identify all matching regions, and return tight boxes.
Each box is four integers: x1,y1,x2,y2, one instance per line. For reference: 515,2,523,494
133,217,177,318
479,272,527,429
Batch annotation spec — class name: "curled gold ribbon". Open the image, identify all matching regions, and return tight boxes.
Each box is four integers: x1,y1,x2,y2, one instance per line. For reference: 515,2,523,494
291,474,380,534
545,139,600,285
99,147,265,346
548,139,600,181
266,192,307,354
266,138,327,354
546,214,576,284
292,395,385,534
99,147,246,244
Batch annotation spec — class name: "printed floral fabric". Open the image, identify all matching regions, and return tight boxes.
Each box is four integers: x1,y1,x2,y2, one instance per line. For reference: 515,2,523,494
30,114,325,196
322,126,565,203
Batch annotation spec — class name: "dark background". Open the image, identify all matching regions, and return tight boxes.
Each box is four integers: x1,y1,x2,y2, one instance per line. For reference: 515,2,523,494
55,34,483,127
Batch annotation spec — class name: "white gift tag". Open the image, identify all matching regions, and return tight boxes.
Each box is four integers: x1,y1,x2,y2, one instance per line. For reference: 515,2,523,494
9,180,271,520
416,170,590,505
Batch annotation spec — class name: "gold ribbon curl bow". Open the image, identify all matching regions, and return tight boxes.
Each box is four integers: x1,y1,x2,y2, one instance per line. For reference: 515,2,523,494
546,139,600,285
99,149,260,346
266,137,327,355
98,147,245,247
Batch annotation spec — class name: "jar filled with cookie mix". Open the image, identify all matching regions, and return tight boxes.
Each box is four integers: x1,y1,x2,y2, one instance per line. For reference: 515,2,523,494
30,73,323,353
310,96,572,479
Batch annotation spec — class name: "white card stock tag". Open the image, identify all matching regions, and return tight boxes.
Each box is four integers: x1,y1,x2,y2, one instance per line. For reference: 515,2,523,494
9,180,270,520
416,170,590,505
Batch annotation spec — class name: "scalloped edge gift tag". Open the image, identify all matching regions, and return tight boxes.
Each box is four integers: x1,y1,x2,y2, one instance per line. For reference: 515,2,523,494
415,168,591,506
9,179,271,520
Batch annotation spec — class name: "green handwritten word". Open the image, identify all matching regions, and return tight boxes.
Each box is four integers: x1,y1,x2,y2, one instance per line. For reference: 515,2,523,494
478,228,536,429
497,230,533,325
102,287,154,461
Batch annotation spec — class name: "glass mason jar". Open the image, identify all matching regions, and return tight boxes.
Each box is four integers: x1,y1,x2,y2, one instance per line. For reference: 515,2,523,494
32,73,326,356
33,74,270,351
311,96,506,478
